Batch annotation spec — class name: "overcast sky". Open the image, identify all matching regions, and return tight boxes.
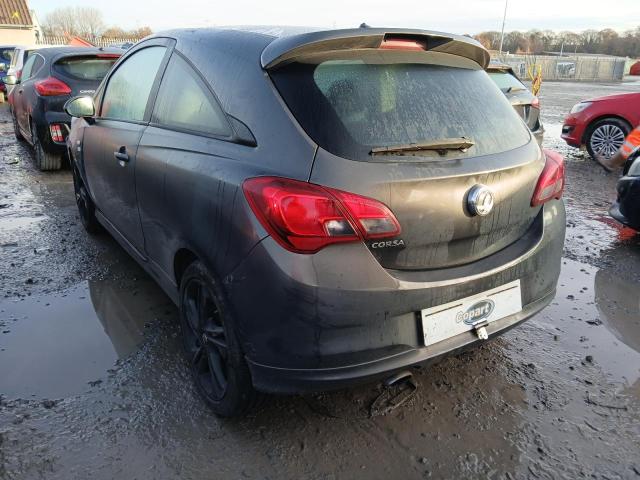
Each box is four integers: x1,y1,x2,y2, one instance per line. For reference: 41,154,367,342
30,0,640,35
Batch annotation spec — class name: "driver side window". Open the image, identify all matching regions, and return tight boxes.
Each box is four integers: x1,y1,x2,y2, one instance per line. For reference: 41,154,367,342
101,46,166,122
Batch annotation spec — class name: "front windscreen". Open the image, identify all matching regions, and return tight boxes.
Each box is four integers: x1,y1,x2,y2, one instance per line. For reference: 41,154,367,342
0,48,13,65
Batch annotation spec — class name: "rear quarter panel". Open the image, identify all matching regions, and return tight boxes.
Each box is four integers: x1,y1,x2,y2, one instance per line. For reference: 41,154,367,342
134,31,319,289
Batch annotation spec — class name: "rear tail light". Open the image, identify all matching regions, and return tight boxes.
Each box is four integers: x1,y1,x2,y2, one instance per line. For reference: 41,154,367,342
35,77,72,96
531,149,565,206
243,177,401,253
49,124,64,142
531,96,540,109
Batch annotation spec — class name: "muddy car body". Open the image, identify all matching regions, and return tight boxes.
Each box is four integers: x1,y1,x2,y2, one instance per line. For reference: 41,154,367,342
65,27,566,416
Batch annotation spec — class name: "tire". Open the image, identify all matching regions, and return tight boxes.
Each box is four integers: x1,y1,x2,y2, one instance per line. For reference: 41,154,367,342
12,110,24,141
179,260,261,417
72,167,102,234
586,117,631,160
31,122,62,171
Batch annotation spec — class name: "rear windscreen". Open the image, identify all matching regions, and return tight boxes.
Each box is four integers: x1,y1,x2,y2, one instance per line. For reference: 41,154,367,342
54,56,119,81
488,71,526,92
270,53,531,161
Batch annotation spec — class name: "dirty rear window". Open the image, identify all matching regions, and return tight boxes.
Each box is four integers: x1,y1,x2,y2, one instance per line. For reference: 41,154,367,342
488,71,526,93
54,56,119,81
270,54,531,161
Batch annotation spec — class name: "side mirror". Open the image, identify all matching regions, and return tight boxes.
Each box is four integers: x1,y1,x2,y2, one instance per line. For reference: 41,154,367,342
64,96,95,118
3,74,18,85
0,63,6,72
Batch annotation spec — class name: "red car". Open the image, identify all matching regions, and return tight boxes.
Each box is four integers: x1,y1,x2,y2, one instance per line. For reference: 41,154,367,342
561,92,640,159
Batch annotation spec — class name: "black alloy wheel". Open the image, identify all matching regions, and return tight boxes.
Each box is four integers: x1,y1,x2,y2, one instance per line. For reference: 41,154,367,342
182,276,229,401
179,261,259,416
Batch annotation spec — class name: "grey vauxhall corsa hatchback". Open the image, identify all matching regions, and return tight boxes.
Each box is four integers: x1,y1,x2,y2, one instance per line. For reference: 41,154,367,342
65,27,566,416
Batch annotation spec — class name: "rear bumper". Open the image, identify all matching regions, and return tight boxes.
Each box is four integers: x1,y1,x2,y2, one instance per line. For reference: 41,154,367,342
35,111,71,151
226,200,566,394
610,176,640,230
247,290,554,393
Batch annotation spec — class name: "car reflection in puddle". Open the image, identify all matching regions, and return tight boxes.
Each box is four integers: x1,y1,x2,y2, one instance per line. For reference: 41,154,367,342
595,267,640,355
0,277,175,399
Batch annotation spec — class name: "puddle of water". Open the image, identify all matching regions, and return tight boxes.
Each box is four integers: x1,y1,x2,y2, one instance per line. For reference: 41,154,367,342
536,257,640,393
0,278,175,399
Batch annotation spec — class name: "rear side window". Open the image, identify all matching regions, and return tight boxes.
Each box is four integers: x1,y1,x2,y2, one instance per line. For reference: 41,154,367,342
30,55,44,78
54,56,119,81
488,71,526,93
101,46,166,122
270,54,531,161
20,54,41,80
152,54,230,137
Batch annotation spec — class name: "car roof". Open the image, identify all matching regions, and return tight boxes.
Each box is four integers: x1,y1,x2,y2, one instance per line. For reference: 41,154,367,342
33,46,123,58
10,44,39,50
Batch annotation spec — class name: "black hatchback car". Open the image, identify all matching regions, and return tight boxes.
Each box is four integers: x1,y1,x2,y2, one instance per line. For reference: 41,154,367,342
4,46,121,170
65,28,566,416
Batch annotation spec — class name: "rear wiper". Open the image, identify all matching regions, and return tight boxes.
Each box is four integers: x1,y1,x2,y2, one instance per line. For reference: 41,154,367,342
504,86,526,93
370,137,475,157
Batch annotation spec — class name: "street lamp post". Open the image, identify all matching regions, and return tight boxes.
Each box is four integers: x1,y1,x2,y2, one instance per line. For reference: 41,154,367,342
498,0,508,55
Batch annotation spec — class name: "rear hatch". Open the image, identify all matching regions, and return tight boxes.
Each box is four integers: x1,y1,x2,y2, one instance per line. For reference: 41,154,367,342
268,31,544,270
47,53,120,113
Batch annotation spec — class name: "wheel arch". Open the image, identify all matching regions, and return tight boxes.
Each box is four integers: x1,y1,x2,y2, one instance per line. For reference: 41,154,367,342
174,248,199,288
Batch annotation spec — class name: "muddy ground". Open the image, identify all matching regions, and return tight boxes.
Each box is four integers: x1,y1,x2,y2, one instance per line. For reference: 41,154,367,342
1,80,640,480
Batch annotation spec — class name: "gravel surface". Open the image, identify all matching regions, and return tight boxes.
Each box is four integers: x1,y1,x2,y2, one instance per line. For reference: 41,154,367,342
1,80,639,480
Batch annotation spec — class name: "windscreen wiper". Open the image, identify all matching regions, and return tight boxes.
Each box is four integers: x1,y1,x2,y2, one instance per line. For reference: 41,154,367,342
370,137,475,157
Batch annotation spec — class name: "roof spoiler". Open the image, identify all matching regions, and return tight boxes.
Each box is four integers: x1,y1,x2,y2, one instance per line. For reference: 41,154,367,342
261,28,490,70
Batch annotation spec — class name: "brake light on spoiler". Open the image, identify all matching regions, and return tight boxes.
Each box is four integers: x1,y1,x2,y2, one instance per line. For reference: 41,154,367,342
243,177,401,253
379,37,427,51
531,149,565,206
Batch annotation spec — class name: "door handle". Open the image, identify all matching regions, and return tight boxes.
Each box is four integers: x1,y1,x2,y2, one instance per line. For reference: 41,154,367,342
114,147,129,163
